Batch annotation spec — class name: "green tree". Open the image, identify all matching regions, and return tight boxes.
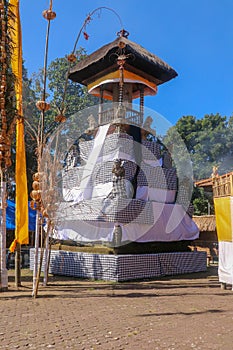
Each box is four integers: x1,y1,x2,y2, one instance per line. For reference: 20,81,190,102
47,50,98,117
192,187,213,215
173,113,233,215
192,113,228,179
174,115,201,153
30,49,98,130
173,113,231,180
22,64,40,193
222,115,233,174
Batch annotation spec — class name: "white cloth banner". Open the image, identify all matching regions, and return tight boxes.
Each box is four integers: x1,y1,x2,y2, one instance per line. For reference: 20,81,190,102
136,186,176,203
218,241,233,286
53,202,199,243
72,124,110,202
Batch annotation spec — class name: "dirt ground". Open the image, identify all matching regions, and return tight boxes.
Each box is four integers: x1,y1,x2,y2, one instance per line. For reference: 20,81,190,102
0,265,233,350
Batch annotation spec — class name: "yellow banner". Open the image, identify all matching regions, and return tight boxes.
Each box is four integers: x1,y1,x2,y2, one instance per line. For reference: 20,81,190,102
9,0,29,252
214,197,233,242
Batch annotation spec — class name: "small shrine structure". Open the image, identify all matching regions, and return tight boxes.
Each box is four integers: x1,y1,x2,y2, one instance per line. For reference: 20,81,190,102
196,170,233,288
212,172,233,289
32,30,207,281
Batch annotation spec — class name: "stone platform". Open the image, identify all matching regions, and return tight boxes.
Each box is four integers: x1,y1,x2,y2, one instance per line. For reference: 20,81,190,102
30,249,207,282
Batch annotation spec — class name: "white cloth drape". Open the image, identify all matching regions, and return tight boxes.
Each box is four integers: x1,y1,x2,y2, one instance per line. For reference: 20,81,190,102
136,186,176,203
218,241,233,286
53,202,199,243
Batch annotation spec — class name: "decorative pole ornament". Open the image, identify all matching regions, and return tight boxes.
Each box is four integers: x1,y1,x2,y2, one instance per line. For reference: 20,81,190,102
32,0,57,298
117,28,129,38
35,0,56,117
42,9,56,21
60,7,124,121
36,100,50,112
43,0,56,21
54,114,66,123
67,53,76,63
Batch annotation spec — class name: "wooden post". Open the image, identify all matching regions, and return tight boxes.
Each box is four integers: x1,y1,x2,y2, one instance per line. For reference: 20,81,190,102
33,219,52,297
98,85,104,125
139,85,144,125
15,242,21,288
221,282,227,290
43,229,50,286
32,212,41,296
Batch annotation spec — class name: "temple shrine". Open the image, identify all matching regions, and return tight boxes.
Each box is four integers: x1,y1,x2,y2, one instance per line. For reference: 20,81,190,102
35,30,207,281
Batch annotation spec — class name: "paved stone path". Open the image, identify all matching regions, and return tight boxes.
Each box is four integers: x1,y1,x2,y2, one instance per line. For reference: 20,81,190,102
1,265,233,349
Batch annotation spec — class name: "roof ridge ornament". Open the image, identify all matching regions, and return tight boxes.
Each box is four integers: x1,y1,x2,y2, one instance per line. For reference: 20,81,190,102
117,29,129,38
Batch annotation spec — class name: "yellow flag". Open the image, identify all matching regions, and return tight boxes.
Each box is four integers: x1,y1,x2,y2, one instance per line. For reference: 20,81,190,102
214,197,233,242
9,0,29,252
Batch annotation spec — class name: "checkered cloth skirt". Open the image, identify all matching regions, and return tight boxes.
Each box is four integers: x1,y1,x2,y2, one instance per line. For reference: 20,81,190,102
137,163,178,190
57,198,154,224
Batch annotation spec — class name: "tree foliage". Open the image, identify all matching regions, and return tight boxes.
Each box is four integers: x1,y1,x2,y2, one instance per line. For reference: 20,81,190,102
191,187,213,215
174,113,233,180
173,113,233,215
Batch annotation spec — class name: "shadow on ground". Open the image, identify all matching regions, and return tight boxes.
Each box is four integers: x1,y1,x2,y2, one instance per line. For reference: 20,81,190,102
2,264,228,301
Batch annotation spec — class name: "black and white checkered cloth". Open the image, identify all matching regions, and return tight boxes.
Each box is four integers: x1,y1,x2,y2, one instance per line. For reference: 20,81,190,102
56,198,154,224
62,161,138,190
79,133,135,162
162,151,173,169
176,182,194,217
62,167,83,189
64,142,80,169
61,133,179,224
100,133,134,157
30,249,207,282
107,175,128,199
138,163,178,190
65,133,135,168
141,140,161,160
176,184,192,207
93,161,137,186
101,197,153,224
79,139,94,161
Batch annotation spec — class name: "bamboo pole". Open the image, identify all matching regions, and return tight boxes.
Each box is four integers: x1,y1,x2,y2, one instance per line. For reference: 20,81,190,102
31,2,55,298
33,220,52,297
15,242,21,288
32,212,41,296
33,233,44,298
33,230,45,298
43,225,51,286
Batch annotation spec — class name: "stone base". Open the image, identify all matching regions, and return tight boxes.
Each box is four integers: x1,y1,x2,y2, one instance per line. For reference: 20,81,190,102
30,249,207,282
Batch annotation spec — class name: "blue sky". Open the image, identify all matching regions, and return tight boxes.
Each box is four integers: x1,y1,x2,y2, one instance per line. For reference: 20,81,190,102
20,0,233,125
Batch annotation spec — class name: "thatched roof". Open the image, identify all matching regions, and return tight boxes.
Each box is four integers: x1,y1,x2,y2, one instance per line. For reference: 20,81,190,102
69,36,178,86
193,215,216,232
